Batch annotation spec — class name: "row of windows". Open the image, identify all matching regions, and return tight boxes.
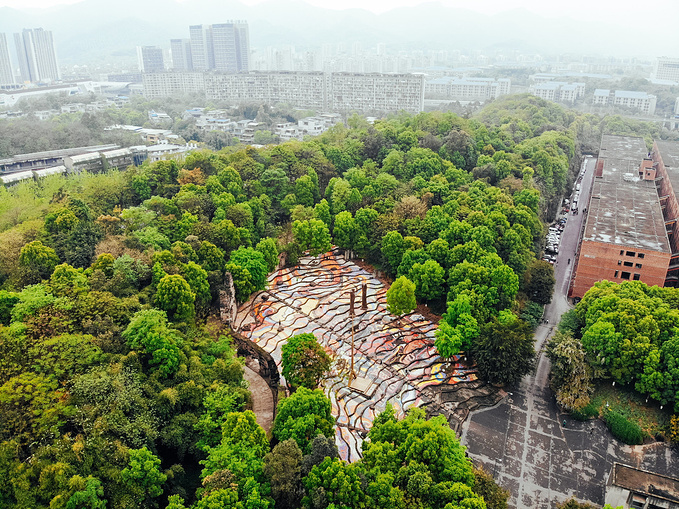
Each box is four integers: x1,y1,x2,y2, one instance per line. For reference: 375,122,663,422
620,250,645,258
618,260,643,268
614,271,641,280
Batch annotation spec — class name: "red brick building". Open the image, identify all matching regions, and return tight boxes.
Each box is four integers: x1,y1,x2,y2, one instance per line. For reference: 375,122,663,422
571,135,671,298
652,140,679,286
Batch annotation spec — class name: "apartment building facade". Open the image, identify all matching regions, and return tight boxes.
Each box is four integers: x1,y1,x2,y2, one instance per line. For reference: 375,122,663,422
144,71,425,113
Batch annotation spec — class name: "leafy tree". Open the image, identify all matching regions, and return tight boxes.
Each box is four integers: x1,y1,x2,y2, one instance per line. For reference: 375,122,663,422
65,476,108,509
120,447,167,508
523,260,555,305
471,311,535,386
19,240,60,283
200,410,269,486
435,295,480,357
332,211,360,251
546,331,593,411
49,263,89,297
302,457,366,509
273,388,335,454
264,439,303,509
472,466,508,509
408,259,446,302
282,333,332,390
301,435,339,476
122,309,182,377
198,241,226,272
182,261,212,316
292,219,331,257
361,406,483,508
381,231,407,275
386,276,416,316
312,199,332,229
229,247,268,292
155,274,196,323
0,372,67,444
0,290,19,326
256,237,279,273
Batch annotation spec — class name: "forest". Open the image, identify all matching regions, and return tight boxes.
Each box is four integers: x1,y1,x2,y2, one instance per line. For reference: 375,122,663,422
0,95,666,508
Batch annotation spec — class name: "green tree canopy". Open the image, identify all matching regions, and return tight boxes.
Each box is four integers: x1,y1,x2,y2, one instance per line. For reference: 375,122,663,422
386,276,416,316
281,333,332,391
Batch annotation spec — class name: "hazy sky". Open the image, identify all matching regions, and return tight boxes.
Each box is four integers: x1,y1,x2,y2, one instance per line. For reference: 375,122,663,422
0,0,640,18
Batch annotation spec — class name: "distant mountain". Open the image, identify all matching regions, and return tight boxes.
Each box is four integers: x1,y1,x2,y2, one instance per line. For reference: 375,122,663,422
0,0,676,66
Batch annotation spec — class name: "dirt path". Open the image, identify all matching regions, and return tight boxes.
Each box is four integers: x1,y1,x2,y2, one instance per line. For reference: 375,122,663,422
243,365,274,434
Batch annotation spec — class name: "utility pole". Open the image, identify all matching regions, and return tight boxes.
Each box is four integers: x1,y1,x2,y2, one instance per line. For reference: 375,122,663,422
349,288,356,382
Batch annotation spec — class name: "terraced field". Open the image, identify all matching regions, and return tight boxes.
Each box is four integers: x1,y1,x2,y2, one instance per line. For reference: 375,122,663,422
235,251,481,460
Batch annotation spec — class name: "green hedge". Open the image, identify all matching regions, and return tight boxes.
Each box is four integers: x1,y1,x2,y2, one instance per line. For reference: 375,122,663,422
570,402,598,421
604,410,644,445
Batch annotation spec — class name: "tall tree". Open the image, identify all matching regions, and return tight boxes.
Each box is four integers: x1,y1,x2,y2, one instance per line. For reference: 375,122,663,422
281,333,332,391
386,276,416,316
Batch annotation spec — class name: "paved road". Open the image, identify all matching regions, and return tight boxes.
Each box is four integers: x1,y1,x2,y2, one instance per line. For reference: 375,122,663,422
460,157,679,507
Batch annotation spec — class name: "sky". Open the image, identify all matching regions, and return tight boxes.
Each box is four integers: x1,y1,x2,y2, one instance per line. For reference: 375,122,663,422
0,0,661,30
0,0,642,18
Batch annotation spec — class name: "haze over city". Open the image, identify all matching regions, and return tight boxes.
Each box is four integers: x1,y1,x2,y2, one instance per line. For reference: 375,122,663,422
2,0,679,508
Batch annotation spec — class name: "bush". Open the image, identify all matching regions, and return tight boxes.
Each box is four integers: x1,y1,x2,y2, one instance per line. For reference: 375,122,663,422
604,410,644,445
570,402,598,421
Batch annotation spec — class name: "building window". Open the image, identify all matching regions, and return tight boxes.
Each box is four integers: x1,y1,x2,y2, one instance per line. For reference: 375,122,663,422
621,271,631,280
624,261,633,267
620,250,624,255
638,253,645,259
633,273,641,280
626,251,636,257
618,260,622,265
636,263,642,269
614,270,619,278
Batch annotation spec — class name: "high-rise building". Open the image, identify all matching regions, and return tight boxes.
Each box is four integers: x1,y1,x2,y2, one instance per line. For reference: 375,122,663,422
186,21,249,72
137,46,165,72
14,28,60,83
189,24,213,71
0,33,14,86
170,39,193,70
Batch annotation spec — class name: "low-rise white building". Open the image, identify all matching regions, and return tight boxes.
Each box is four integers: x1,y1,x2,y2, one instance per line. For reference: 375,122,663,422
425,76,511,100
593,89,657,115
529,81,585,103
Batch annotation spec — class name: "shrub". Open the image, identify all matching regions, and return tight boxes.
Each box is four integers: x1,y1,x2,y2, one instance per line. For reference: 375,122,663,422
604,410,644,445
570,402,598,421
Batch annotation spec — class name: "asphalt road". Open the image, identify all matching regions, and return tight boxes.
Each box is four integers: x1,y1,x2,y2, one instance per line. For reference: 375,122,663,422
460,157,679,508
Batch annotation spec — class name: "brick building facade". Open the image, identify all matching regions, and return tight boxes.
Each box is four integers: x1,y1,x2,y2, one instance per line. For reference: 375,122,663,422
571,135,671,298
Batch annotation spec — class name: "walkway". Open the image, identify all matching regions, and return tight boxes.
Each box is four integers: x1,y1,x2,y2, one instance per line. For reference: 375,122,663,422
243,365,275,434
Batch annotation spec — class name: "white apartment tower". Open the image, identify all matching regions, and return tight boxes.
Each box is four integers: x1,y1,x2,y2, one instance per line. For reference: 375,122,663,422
137,46,165,72
14,28,60,83
0,34,13,86
170,39,193,70
187,22,249,72
190,24,213,71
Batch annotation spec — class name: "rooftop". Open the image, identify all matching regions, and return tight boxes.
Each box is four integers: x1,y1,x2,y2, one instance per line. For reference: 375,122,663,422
583,135,670,253
615,90,654,99
610,463,679,504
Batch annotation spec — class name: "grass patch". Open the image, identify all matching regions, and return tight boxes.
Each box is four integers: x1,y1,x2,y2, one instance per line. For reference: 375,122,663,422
583,381,673,439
